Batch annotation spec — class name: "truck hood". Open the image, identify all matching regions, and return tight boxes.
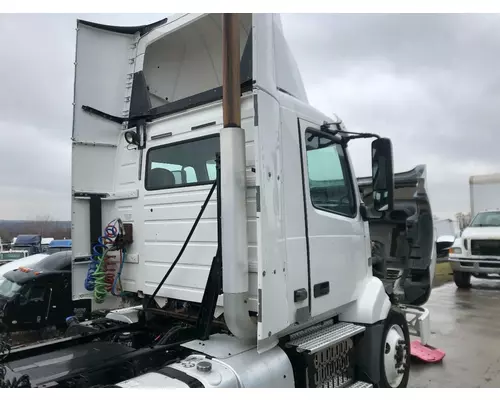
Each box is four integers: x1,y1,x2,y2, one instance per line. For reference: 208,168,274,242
437,235,456,244
358,164,435,306
462,226,500,239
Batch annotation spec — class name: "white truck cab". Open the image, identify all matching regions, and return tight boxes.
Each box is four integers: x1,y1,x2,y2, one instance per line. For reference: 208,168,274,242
449,173,500,287
449,209,500,287
0,13,435,389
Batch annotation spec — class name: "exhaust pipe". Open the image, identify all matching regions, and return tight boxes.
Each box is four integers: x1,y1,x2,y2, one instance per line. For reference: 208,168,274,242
220,13,256,341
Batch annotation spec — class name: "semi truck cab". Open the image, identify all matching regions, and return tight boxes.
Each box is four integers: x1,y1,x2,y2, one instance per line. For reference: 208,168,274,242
0,250,29,267
0,251,91,334
11,235,42,256
0,13,435,389
46,239,72,255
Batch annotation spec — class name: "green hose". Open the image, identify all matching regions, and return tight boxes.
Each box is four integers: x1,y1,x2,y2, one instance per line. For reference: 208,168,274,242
93,249,109,304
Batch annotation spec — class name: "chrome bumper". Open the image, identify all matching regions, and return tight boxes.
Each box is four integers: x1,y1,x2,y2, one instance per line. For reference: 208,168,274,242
449,257,500,273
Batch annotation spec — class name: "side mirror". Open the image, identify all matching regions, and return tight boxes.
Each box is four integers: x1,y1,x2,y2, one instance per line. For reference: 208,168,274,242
371,138,394,212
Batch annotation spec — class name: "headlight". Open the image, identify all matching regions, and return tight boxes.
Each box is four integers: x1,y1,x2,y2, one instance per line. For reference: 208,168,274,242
449,247,462,255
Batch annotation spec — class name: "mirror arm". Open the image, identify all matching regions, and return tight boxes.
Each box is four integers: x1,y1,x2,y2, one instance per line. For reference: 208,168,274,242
305,127,343,144
320,124,380,142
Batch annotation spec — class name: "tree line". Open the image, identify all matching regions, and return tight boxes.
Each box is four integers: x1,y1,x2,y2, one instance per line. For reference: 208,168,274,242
0,215,71,243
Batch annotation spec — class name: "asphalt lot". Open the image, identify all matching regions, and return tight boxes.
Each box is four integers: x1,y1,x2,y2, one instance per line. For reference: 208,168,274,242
409,277,500,387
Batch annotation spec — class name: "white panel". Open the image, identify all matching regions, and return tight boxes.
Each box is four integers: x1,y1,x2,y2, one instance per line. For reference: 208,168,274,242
471,182,500,217
72,145,118,194
72,23,135,143
71,22,140,310
272,14,308,103
106,95,258,308
279,107,311,324
255,90,289,345
143,13,251,104
252,14,279,100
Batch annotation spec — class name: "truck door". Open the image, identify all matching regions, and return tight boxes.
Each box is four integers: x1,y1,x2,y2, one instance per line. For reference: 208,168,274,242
298,120,368,317
46,273,72,326
16,280,49,330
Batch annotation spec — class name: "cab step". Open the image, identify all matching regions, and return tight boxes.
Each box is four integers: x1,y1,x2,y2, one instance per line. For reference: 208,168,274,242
348,381,373,388
286,321,365,354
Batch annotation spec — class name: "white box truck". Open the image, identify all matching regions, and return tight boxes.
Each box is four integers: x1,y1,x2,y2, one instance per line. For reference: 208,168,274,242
0,13,436,388
449,173,500,287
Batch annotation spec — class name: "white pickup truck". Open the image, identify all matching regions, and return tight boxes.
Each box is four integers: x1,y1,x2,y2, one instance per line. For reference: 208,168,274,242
449,173,500,287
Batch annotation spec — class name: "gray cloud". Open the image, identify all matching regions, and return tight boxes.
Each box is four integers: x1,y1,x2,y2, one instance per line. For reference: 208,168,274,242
1,13,499,220
282,13,500,217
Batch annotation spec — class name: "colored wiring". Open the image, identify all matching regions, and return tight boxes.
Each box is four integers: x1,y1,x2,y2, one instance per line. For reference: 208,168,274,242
84,219,126,303
111,248,126,297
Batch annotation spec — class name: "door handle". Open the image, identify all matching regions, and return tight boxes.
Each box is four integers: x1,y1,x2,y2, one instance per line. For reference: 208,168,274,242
294,288,308,303
313,281,330,298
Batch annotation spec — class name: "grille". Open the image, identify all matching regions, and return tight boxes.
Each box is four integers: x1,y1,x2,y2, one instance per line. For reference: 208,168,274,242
471,240,500,256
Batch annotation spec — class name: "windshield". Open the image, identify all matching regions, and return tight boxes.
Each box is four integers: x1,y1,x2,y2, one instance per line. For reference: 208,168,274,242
0,278,22,298
13,246,31,252
470,211,500,227
0,252,25,261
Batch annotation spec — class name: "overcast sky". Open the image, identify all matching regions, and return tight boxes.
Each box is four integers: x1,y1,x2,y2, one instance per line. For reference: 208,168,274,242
0,13,499,221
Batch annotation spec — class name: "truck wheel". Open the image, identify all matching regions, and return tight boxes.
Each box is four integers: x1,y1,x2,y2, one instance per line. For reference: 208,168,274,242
378,307,410,388
453,271,471,289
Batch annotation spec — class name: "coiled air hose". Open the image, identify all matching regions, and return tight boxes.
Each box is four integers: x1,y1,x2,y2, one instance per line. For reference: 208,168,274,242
84,219,125,303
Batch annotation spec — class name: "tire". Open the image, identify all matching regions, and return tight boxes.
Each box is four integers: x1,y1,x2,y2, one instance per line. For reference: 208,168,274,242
377,307,410,388
453,271,471,289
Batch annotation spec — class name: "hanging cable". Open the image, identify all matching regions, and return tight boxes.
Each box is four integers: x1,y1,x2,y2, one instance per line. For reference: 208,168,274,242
111,248,126,297
146,181,217,308
84,219,126,303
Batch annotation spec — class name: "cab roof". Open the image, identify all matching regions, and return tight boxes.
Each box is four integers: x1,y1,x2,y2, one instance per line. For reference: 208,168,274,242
49,239,72,248
3,251,71,284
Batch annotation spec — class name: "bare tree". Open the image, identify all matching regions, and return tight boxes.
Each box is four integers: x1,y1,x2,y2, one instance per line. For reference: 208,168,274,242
34,214,53,237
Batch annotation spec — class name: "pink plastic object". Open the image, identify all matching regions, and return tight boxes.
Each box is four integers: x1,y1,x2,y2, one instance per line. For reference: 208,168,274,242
410,340,445,363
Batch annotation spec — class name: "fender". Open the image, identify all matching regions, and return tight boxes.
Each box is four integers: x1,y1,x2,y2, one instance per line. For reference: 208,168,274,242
339,277,391,325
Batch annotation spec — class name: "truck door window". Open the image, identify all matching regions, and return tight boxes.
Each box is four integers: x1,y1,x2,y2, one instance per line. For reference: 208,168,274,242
145,135,220,190
206,160,217,180
27,286,45,302
305,132,356,217
151,162,197,185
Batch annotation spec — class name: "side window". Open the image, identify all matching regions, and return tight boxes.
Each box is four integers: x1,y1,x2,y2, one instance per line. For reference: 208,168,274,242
206,160,217,181
305,131,356,217
146,135,220,190
27,285,46,302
